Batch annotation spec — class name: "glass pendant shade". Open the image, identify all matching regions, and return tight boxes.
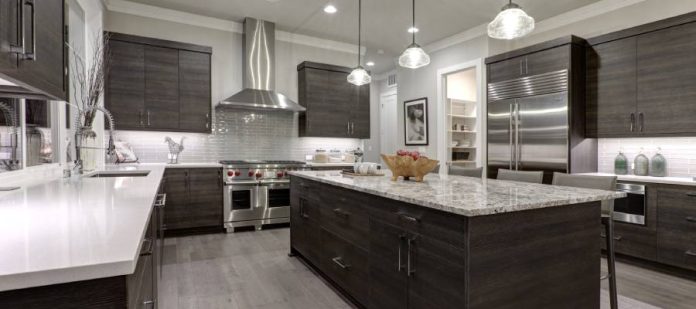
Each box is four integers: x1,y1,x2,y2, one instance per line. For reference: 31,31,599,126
399,43,430,69
487,2,535,40
347,66,371,86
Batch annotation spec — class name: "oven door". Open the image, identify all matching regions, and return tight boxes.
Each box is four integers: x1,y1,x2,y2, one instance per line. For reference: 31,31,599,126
260,182,291,220
224,182,263,224
613,183,646,225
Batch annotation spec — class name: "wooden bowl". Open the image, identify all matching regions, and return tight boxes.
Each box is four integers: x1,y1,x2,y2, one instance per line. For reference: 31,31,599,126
381,154,439,182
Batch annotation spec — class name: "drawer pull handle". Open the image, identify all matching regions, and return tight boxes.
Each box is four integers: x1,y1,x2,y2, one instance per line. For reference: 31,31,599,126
140,238,153,256
155,193,167,208
142,300,155,308
686,250,696,257
686,193,696,197
397,212,420,223
332,257,351,270
407,237,415,277
600,233,623,241
299,199,310,219
687,217,696,223
333,208,350,218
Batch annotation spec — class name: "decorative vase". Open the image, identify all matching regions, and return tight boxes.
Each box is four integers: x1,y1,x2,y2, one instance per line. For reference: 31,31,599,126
614,150,628,175
650,147,667,177
380,154,439,182
634,149,649,176
80,126,98,172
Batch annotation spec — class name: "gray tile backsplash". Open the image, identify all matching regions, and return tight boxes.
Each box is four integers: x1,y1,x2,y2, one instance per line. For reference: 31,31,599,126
598,138,696,178
113,109,361,163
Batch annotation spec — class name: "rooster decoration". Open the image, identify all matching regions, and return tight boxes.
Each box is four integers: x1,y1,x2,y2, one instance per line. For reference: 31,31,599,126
165,136,185,164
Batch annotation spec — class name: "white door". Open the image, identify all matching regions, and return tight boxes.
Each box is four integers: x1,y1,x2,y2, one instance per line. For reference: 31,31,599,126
380,92,398,159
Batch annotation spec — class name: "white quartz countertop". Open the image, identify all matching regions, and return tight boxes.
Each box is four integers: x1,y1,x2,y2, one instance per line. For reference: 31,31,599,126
305,162,355,167
578,173,696,187
0,164,166,291
290,171,626,217
161,162,222,168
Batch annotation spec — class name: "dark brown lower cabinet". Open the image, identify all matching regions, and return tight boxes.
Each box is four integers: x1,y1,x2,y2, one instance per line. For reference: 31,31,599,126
0,205,160,308
290,176,601,309
163,167,223,235
656,186,696,271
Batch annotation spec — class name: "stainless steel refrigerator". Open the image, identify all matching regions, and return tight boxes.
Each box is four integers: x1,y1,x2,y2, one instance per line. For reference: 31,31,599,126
487,69,596,183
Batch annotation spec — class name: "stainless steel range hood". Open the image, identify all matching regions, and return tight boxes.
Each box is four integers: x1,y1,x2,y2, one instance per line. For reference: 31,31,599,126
218,18,305,112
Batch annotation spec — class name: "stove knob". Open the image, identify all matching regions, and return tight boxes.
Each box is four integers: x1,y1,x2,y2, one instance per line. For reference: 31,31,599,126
276,171,284,178
227,171,234,177
256,171,263,178
248,171,255,177
234,171,241,177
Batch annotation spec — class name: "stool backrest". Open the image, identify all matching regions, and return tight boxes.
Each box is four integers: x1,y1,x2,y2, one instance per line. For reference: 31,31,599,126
496,168,543,184
449,166,483,178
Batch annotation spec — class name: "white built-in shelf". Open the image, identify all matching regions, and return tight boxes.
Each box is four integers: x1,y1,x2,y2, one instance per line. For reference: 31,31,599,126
449,146,477,149
449,99,476,105
449,130,476,134
450,160,476,164
448,114,476,119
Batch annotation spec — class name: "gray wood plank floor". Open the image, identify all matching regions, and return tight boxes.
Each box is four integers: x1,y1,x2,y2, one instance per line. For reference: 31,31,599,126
161,228,696,309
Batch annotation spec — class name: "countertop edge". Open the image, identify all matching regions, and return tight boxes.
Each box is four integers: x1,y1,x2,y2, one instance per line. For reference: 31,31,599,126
290,173,626,217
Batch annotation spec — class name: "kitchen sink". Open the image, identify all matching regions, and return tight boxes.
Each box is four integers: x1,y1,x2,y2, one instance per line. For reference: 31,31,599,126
88,171,151,178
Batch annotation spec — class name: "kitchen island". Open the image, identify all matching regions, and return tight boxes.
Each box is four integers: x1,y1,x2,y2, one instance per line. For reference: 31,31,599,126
289,171,626,309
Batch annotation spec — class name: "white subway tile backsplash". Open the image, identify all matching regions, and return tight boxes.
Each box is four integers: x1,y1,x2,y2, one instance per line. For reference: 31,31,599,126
598,137,696,177
113,109,361,163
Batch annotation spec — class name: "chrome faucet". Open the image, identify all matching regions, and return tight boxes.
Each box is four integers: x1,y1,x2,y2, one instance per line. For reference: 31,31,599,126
73,106,116,175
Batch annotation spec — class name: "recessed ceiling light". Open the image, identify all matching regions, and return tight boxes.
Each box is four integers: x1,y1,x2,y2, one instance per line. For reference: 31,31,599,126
366,61,375,67
324,4,337,14
408,27,419,33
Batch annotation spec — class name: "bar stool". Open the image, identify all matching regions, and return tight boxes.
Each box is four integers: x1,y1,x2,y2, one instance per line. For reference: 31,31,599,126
496,168,544,184
448,166,483,178
552,172,618,309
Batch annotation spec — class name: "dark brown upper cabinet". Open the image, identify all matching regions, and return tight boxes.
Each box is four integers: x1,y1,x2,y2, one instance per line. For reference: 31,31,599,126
297,61,370,139
0,0,67,101
586,11,696,137
105,32,212,133
487,39,572,84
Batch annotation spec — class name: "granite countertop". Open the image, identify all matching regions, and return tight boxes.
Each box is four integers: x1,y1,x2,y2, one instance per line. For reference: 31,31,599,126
162,162,222,168
0,164,166,291
290,171,626,217
578,172,696,187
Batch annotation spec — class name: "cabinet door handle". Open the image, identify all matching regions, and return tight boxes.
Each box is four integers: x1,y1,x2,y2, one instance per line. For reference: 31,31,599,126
333,208,350,219
638,112,644,132
686,193,696,197
206,113,210,129
299,199,309,219
519,59,524,75
351,122,355,135
332,257,351,270
600,233,623,241
21,0,36,61
142,300,155,308
139,111,144,126
397,212,420,223
155,193,167,208
397,234,406,272
147,110,151,126
525,58,528,74
140,238,153,256
686,216,696,223
10,0,25,55
347,122,350,135
685,250,696,257
407,237,415,277
630,113,635,132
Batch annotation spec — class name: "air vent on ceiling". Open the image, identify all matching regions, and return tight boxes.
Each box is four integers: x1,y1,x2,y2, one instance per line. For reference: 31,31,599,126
387,74,397,87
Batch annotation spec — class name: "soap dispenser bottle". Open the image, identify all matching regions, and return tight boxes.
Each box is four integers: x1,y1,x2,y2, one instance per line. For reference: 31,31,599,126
614,149,628,175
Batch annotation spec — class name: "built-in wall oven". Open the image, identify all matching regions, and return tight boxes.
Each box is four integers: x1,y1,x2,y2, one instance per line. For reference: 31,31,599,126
221,160,308,232
613,183,646,225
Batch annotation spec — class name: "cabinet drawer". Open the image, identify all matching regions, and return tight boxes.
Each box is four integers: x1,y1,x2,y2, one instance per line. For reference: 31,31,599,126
488,57,525,83
368,196,467,249
320,185,370,250
600,224,657,261
127,253,153,309
321,229,369,306
290,193,322,265
290,176,321,202
656,187,696,270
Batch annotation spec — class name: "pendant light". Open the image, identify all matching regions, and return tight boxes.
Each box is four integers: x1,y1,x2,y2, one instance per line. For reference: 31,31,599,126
398,0,430,69
487,0,535,40
347,0,371,86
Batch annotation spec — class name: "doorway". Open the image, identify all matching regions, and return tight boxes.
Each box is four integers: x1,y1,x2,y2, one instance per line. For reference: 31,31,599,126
379,88,398,160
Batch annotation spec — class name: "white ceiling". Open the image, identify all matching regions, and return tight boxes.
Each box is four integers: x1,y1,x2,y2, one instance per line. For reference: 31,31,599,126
124,0,599,72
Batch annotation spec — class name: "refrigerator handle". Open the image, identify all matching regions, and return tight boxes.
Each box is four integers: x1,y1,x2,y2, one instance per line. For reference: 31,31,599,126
515,102,520,170
509,103,514,170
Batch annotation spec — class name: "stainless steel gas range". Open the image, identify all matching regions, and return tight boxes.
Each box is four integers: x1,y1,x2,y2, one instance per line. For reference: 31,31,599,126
221,160,309,232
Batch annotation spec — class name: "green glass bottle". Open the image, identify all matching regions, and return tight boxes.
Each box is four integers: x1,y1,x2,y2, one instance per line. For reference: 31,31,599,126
650,147,667,177
634,148,649,176
614,150,628,175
